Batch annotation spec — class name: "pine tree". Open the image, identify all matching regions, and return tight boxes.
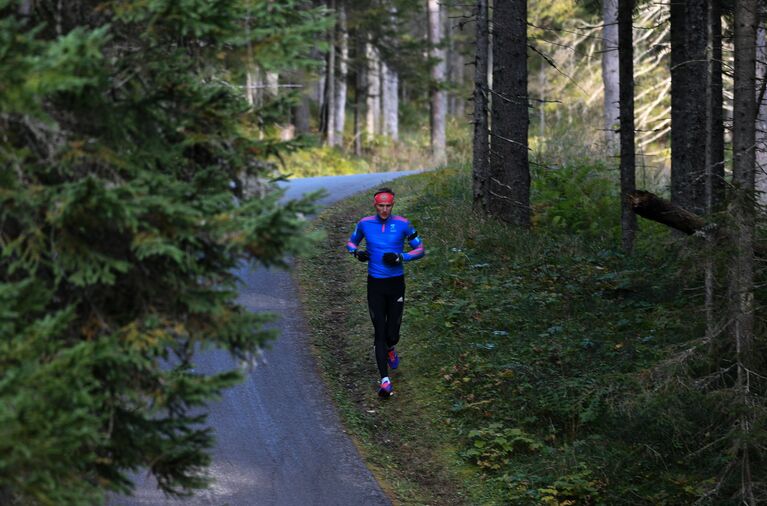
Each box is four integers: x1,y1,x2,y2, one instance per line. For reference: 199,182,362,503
472,0,489,212
488,0,530,227
0,0,326,503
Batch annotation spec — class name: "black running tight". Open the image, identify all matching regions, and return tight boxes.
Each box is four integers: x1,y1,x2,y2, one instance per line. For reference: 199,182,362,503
367,275,405,378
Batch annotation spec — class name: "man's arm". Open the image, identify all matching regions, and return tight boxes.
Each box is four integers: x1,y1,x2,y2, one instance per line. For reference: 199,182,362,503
347,223,369,261
401,225,424,262
346,223,363,254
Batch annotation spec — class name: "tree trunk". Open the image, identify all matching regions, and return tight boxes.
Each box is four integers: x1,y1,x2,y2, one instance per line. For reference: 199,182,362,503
629,190,707,234
670,0,687,211
245,65,259,108
265,72,279,99
365,41,381,141
447,11,465,118
706,0,726,210
314,46,326,111
755,23,767,206
602,0,620,153
453,38,465,118
488,0,530,227
323,0,336,146
671,0,707,215
704,0,725,345
472,0,489,211
538,60,546,139
293,90,311,135
685,0,708,213
619,0,636,253
428,0,447,165
382,62,399,141
628,190,767,258
354,31,365,156
730,0,758,502
334,3,348,146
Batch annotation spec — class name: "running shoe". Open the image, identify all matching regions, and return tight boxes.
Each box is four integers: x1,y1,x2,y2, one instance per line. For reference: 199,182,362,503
387,348,399,369
378,377,393,397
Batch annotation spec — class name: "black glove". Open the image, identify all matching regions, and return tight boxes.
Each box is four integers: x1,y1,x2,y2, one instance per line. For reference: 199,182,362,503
354,250,370,262
383,252,402,266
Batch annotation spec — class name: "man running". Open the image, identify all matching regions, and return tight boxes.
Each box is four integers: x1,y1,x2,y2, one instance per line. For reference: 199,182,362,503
346,187,425,397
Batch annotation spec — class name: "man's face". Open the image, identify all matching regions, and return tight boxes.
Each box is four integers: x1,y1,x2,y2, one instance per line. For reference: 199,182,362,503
375,202,393,219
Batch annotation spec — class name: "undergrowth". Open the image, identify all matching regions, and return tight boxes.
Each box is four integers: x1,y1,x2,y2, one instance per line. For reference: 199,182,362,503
298,159,723,504
277,118,468,178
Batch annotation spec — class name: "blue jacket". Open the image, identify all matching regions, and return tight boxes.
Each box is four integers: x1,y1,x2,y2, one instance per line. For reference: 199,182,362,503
347,215,425,278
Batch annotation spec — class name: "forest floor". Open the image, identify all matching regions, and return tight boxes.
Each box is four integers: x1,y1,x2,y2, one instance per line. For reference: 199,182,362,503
296,165,708,504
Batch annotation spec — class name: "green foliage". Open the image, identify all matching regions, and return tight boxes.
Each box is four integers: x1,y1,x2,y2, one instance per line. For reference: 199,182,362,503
463,424,543,470
0,0,325,503
297,158,766,504
503,464,604,505
384,165,711,503
277,126,439,177
531,159,619,239
280,145,370,177
529,0,676,173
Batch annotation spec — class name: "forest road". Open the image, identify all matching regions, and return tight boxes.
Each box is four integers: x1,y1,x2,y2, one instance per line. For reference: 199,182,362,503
109,171,420,506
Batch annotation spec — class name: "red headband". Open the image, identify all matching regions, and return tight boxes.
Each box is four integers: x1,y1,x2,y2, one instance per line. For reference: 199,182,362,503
374,192,394,205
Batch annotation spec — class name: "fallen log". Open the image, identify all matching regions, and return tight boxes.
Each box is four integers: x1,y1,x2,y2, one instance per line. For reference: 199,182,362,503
628,190,767,257
627,190,706,235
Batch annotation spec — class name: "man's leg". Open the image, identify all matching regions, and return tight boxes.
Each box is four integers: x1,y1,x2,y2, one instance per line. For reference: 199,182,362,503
367,286,390,379
384,284,405,350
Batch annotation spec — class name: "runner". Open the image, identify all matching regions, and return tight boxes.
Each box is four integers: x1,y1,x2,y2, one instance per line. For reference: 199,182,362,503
346,188,425,397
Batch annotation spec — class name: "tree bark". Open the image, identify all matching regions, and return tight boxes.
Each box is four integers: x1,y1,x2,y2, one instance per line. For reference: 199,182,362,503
447,11,465,118
602,0,620,153
365,41,381,141
353,30,365,156
629,190,767,258
472,0,489,212
704,0,725,345
452,39,465,118
245,65,259,108
669,0,688,212
265,72,279,98
706,0,725,210
686,0,708,214
619,0,636,253
488,0,530,227
314,46,326,113
538,61,546,139
754,22,767,207
730,0,758,502
293,90,311,135
334,2,348,146
382,62,399,141
323,0,336,146
629,190,707,234
671,0,707,215
428,0,447,165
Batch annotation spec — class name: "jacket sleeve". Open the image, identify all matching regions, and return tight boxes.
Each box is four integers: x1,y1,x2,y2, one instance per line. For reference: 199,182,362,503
402,222,424,262
346,222,364,253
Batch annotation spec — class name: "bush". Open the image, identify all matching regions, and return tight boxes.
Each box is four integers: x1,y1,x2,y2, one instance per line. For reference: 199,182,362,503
531,159,620,240
463,424,543,470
